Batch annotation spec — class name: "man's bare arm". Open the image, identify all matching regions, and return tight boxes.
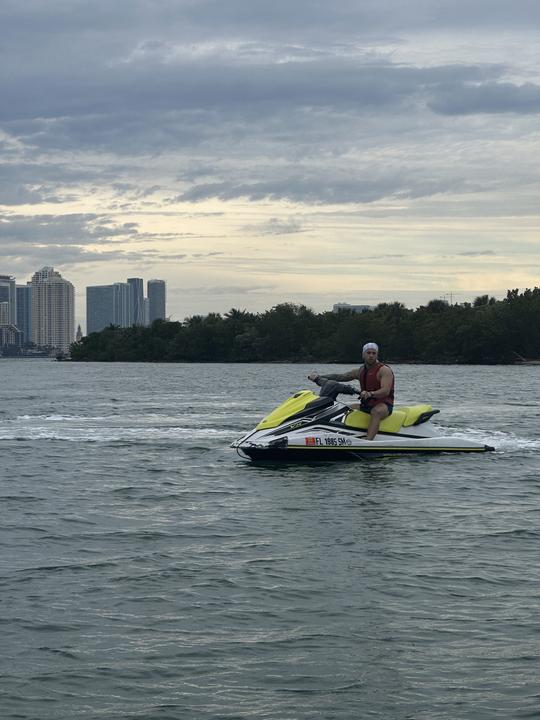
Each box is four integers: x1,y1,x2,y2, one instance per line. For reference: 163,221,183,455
309,368,361,383
373,366,393,398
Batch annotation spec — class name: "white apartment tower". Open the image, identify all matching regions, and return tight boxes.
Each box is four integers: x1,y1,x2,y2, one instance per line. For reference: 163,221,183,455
31,267,75,352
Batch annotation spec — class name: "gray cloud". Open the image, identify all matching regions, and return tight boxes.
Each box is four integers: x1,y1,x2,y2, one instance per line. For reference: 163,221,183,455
0,60,507,134
1,244,150,270
243,217,305,235
0,209,223,268
193,285,277,296
3,1,538,49
458,250,497,257
1,242,191,281
364,254,407,260
0,213,139,244
0,183,50,206
429,82,540,115
0,162,95,205
180,171,483,205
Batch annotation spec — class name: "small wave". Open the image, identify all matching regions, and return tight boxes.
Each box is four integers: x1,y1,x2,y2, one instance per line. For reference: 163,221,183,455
17,414,106,422
15,411,261,424
38,646,78,659
0,426,235,442
481,528,539,539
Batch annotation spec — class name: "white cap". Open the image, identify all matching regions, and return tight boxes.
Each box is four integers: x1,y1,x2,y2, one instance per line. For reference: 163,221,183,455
362,342,378,353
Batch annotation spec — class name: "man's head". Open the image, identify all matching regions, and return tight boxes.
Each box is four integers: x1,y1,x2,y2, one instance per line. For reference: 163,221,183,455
362,342,379,365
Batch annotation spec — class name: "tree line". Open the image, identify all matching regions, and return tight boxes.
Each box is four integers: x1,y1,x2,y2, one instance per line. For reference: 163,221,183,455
70,288,540,364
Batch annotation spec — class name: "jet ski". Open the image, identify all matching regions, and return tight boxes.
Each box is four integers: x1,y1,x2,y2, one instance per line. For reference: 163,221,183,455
232,380,495,461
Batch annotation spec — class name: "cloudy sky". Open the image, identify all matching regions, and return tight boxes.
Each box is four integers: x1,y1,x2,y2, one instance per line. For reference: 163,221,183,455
2,0,539,328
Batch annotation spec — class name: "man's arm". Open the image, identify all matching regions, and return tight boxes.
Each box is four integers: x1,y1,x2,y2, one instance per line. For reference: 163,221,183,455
308,368,361,383
372,366,393,398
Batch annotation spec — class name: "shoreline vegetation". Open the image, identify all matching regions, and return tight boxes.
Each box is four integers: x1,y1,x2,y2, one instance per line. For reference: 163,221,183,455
70,288,540,365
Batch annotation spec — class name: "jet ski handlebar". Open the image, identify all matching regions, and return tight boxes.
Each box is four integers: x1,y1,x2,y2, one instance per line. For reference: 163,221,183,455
313,378,360,401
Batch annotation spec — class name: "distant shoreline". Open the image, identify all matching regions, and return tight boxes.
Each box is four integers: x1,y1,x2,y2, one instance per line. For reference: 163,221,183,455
2,356,537,366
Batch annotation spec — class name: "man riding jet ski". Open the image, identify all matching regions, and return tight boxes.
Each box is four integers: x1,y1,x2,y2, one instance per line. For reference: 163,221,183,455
231,345,495,460
308,341,394,440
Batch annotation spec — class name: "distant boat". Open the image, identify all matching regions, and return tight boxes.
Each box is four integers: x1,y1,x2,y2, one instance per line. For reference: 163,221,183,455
513,352,540,365
55,351,71,361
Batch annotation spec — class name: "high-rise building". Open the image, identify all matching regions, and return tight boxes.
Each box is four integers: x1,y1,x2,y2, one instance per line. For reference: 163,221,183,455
147,279,166,323
31,267,75,353
86,282,132,334
87,285,114,334
113,282,131,328
0,274,17,325
16,283,32,344
127,278,144,325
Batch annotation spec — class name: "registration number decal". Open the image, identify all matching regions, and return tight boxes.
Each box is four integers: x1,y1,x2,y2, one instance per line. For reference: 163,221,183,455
305,436,352,446
324,436,352,446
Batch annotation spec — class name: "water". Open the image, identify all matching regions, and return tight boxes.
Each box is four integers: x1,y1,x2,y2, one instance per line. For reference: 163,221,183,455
1,360,539,720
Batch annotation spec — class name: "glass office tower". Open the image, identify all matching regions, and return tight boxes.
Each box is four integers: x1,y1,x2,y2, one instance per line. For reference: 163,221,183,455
147,279,166,323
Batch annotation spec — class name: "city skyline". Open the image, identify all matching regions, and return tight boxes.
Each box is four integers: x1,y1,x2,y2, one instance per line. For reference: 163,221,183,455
0,261,533,337
1,268,167,350
1,2,539,321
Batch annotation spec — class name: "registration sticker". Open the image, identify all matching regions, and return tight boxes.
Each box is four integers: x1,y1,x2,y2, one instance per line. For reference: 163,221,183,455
324,436,352,446
305,437,321,446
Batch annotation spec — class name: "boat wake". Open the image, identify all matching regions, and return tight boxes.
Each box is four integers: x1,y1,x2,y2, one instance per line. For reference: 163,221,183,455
0,412,243,443
435,424,540,452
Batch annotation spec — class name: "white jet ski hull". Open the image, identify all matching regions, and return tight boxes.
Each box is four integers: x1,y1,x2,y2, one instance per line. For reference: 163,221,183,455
232,390,494,461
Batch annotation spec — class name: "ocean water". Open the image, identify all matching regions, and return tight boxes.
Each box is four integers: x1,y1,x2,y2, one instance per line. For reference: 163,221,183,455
1,359,539,720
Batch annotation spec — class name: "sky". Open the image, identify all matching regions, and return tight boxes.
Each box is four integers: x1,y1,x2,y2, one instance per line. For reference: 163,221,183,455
1,0,539,329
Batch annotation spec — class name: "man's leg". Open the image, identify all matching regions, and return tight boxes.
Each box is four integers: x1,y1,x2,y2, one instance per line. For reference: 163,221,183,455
366,403,389,440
